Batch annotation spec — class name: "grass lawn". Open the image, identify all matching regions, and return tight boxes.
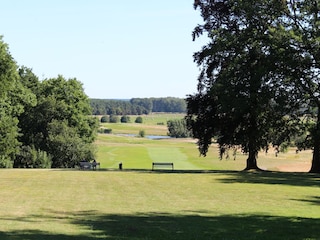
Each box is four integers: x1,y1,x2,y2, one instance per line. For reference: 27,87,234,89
95,133,314,172
0,169,319,239
2,113,318,239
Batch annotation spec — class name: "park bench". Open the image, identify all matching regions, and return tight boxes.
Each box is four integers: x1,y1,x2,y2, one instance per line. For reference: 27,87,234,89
152,162,174,170
79,161,100,170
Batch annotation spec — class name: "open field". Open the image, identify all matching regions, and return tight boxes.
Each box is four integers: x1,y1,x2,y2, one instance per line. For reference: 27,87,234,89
0,169,319,240
96,113,314,172
95,134,313,172
99,113,184,136
1,114,319,239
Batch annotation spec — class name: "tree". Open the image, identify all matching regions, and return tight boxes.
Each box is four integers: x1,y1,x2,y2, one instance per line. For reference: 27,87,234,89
280,1,320,173
47,120,95,168
0,38,36,167
135,116,143,123
121,115,130,123
186,0,294,170
109,115,119,123
100,115,109,123
17,74,98,168
167,119,192,138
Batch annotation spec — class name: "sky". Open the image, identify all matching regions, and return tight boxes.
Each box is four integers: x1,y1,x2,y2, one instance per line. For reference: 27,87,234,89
0,0,207,99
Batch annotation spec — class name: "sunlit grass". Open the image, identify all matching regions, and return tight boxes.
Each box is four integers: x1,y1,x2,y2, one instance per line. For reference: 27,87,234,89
0,114,318,239
0,170,319,239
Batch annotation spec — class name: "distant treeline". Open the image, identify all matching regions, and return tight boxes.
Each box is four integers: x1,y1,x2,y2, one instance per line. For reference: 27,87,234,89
90,97,187,115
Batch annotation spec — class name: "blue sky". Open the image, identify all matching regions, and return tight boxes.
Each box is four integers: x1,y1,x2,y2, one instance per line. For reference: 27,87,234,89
0,1,206,99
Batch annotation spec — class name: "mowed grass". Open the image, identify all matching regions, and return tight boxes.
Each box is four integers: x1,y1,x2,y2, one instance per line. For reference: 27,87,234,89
0,169,319,240
97,112,314,172
99,113,184,136
95,133,314,172
2,113,319,239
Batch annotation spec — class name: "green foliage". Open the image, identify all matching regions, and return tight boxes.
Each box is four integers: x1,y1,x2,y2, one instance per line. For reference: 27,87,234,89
109,115,119,123
167,119,192,138
138,130,145,138
100,115,109,123
135,116,143,123
16,73,98,168
90,97,186,115
278,1,320,172
104,128,112,134
120,115,130,123
14,145,52,168
97,128,112,134
188,0,296,170
0,38,36,165
0,38,98,168
0,155,13,168
48,120,95,168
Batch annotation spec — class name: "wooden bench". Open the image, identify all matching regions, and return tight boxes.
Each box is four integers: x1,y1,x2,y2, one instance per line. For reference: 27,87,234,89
152,162,174,170
79,161,100,170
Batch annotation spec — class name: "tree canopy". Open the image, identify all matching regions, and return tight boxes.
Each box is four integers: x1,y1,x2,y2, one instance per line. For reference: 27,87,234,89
0,37,36,167
90,97,187,115
186,0,302,170
0,37,98,168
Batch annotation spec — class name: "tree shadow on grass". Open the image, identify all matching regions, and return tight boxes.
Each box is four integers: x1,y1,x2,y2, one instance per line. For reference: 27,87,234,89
1,210,320,240
129,169,320,188
292,196,320,206
217,171,320,187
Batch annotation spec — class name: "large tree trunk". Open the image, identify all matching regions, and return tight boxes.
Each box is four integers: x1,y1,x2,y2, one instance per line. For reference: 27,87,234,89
310,107,320,173
244,149,260,171
244,111,261,171
310,141,320,173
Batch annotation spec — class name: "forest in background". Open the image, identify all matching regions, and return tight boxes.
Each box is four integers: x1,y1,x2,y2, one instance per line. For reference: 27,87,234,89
90,97,187,115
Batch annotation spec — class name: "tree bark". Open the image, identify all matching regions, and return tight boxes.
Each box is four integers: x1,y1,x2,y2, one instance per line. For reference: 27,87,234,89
244,148,261,171
310,109,320,173
310,141,320,173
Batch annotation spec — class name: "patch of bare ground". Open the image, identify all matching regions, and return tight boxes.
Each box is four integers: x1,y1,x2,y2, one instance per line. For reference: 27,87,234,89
275,162,310,172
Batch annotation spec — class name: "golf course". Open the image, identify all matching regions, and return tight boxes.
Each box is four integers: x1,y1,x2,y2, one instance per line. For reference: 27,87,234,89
0,113,319,240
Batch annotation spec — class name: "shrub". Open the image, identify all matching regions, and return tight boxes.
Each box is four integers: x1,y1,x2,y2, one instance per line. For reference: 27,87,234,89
104,128,112,134
100,115,109,123
109,115,119,123
121,115,130,123
0,156,13,168
14,145,52,168
167,119,192,138
139,130,145,138
135,116,143,123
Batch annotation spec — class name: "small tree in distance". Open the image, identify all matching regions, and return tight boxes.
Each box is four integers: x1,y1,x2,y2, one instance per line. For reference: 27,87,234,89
121,115,130,123
109,115,119,123
100,115,109,123
135,116,143,124
138,130,145,138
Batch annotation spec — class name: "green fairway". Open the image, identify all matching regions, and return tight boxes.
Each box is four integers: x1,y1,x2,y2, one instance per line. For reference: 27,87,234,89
96,113,314,172
0,169,319,239
95,133,314,172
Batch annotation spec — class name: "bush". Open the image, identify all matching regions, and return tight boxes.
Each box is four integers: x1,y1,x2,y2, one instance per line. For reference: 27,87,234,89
109,115,119,123
14,145,52,168
135,116,143,123
104,128,112,134
139,130,145,138
100,115,109,123
0,156,13,168
121,115,130,123
167,119,192,138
